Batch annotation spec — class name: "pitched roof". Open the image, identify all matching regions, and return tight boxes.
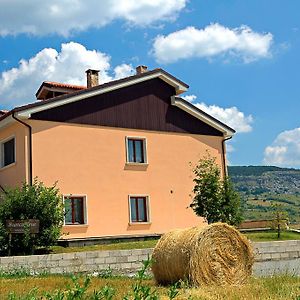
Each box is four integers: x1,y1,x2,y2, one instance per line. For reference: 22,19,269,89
0,68,234,137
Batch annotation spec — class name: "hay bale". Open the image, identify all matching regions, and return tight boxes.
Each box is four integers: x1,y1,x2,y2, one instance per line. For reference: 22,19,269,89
152,223,254,286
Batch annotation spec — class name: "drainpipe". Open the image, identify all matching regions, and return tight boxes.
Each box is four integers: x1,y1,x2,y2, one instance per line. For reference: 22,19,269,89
222,135,232,178
0,184,7,194
12,113,32,185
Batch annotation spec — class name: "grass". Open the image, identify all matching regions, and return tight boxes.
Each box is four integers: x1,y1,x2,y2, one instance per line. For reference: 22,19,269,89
50,239,159,254
45,230,300,254
244,230,300,242
0,274,299,300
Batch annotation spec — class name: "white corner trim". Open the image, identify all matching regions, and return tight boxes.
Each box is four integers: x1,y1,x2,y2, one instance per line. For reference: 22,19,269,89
16,72,188,118
171,96,235,137
0,115,14,130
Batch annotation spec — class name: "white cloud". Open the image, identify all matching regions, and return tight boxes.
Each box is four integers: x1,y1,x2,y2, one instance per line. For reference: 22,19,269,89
183,95,253,133
0,42,134,108
264,128,300,167
152,23,273,64
182,94,197,102
0,0,187,36
114,64,135,79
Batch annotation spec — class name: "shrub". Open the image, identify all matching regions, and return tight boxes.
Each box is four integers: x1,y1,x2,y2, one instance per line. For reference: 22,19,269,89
0,179,64,255
190,153,242,226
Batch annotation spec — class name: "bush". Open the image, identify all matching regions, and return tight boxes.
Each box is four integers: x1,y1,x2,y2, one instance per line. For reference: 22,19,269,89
0,179,64,255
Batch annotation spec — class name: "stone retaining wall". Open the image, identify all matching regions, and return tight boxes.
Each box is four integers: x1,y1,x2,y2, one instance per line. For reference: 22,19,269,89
0,240,299,277
252,240,300,276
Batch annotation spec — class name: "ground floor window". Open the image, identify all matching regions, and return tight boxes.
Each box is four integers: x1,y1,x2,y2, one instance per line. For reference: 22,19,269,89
129,196,149,223
64,196,85,225
1,137,15,168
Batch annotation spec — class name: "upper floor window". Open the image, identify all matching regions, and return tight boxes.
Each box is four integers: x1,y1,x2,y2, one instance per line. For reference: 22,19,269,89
126,137,147,163
1,137,15,168
64,196,86,225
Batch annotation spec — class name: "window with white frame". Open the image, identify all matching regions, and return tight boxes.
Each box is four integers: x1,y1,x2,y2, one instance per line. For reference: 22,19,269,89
126,137,147,163
64,196,86,225
129,196,149,223
1,137,15,168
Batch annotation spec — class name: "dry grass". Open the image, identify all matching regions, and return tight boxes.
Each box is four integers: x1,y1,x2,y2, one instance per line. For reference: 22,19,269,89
0,275,299,300
152,223,254,286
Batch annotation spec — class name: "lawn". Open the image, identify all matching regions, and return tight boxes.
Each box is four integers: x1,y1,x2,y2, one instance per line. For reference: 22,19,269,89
0,274,299,300
47,230,300,254
244,230,300,242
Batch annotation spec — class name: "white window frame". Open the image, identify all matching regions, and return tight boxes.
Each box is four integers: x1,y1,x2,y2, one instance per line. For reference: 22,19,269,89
0,135,16,169
128,194,151,225
63,194,88,226
125,136,148,165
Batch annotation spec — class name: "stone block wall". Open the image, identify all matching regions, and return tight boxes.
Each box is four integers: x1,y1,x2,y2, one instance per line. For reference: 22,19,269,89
252,240,300,276
0,241,299,277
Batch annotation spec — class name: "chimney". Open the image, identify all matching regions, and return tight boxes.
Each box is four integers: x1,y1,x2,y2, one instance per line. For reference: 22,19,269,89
86,69,99,88
136,65,148,75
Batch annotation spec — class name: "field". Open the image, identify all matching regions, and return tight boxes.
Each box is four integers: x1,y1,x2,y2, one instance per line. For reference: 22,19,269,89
0,273,299,300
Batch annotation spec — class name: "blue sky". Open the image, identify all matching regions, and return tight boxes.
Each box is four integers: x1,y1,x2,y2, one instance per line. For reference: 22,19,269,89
0,0,299,167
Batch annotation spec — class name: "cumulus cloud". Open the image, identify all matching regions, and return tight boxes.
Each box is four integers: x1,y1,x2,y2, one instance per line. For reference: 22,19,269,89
182,94,197,102
264,128,300,167
152,23,273,64
182,95,253,133
0,42,134,108
0,0,187,36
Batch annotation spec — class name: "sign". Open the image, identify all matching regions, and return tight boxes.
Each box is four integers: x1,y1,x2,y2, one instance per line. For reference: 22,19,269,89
6,219,40,234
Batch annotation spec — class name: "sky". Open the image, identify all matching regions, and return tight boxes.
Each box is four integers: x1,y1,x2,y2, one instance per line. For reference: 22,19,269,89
0,0,300,168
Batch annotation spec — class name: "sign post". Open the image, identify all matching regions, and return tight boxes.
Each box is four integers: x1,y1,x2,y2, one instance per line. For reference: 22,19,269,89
6,219,40,255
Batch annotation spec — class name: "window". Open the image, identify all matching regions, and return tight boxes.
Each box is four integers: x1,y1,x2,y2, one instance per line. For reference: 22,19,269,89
64,196,86,225
126,137,147,163
129,196,149,223
1,137,15,168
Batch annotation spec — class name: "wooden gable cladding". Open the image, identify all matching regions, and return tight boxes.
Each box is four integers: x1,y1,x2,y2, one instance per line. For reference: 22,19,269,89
30,78,223,136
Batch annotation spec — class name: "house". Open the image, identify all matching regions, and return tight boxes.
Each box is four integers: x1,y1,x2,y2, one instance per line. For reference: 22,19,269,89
0,66,235,243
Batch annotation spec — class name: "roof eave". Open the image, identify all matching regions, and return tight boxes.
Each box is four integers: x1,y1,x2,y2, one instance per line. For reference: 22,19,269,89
171,96,235,138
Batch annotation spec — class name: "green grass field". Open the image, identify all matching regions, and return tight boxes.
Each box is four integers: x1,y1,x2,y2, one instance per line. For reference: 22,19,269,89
47,230,300,254
0,274,299,300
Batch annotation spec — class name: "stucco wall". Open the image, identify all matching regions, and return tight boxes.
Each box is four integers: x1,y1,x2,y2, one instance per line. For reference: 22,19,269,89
0,122,27,188
29,120,224,239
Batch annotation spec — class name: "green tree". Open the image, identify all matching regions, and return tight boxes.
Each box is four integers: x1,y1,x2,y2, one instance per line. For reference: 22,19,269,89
269,203,288,239
190,153,242,226
0,179,64,255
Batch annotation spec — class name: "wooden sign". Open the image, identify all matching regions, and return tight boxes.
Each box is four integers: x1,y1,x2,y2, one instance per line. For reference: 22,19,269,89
6,219,40,234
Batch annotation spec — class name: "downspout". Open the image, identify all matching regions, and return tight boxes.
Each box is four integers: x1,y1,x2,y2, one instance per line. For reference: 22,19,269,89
12,113,33,186
222,135,232,178
0,184,7,194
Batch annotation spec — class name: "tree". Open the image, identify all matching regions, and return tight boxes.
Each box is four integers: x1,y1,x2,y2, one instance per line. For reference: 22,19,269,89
190,153,242,226
0,179,64,255
269,203,288,239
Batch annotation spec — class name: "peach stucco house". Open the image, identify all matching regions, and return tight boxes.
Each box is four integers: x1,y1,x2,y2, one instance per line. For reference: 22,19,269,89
0,66,235,243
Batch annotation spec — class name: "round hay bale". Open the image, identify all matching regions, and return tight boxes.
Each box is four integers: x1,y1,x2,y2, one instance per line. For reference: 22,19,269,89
152,223,254,286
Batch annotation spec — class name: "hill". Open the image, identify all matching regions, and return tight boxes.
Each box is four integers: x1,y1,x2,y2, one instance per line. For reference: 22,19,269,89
228,166,300,224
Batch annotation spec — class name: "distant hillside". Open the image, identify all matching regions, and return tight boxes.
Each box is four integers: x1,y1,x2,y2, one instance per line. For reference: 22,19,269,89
228,166,300,224
228,166,300,195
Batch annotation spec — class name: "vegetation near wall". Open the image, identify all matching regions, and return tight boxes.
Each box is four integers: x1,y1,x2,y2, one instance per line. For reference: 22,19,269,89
190,153,242,225
0,179,64,255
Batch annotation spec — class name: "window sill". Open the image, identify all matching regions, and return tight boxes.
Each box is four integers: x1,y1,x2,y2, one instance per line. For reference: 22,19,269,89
64,224,89,227
0,162,16,171
125,162,149,166
128,222,152,226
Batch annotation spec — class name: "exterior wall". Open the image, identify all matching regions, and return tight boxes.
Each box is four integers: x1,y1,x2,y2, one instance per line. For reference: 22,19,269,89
0,122,27,188
29,119,224,239
1,240,299,276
